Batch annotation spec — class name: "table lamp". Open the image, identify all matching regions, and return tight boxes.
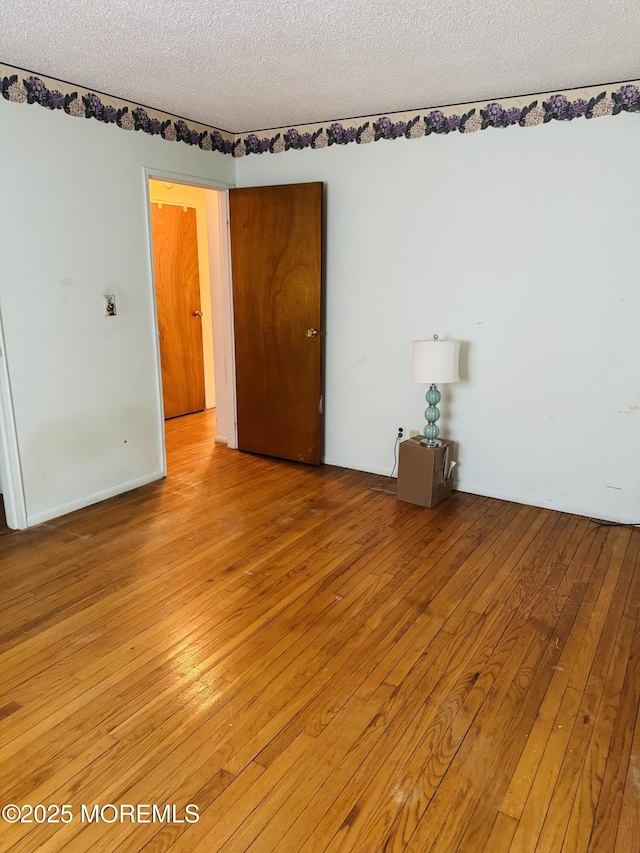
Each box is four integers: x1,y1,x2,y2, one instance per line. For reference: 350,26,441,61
412,335,461,446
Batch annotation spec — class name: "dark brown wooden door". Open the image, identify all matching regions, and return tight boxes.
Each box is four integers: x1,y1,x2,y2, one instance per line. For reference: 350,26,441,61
229,182,323,465
150,203,205,419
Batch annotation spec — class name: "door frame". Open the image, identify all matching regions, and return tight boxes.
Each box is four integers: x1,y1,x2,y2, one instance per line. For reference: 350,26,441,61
143,168,237,476
0,308,28,529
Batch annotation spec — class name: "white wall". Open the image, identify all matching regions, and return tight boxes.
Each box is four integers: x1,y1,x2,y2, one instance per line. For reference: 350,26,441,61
0,97,234,526
236,115,640,523
1,96,637,527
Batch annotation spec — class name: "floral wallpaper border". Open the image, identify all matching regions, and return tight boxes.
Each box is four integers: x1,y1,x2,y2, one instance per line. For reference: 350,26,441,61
0,63,235,154
2,62,639,159
233,82,640,157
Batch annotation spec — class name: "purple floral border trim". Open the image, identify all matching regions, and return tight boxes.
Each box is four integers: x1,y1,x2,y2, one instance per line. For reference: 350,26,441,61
1,68,234,154
232,85,640,158
2,63,638,159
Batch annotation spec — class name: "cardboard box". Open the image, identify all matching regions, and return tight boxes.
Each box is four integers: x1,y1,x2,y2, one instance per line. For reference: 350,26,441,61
396,437,454,508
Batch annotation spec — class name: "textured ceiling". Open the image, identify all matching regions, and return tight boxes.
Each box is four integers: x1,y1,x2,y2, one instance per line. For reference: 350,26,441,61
3,0,639,132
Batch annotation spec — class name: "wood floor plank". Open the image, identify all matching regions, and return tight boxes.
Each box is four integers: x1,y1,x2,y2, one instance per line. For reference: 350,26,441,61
483,811,518,852
497,526,610,821
312,602,510,852
0,410,637,853
400,536,604,853
398,524,592,850
507,685,584,852
535,674,604,851
344,605,522,853
615,700,640,853
587,618,640,853
295,615,484,852
217,690,395,853
562,614,636,853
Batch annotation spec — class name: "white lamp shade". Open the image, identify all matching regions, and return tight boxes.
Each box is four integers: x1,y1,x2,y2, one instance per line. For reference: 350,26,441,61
412,339,460,384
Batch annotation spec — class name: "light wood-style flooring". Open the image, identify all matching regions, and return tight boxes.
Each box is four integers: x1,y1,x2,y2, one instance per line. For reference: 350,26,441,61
0,410,638,852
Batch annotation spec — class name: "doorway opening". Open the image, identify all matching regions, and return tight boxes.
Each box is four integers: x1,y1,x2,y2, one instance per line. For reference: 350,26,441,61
148,180,215,419
145,173,236,473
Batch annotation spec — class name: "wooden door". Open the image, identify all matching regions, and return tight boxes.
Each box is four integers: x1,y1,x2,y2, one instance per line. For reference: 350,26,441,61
230,182,323,465
150,203,205,419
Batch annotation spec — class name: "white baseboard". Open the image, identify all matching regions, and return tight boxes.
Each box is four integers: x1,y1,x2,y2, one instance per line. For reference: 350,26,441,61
25,464,635,530
450,480,637,526
26,471,165,527
323,456,397,478
323,461,636,526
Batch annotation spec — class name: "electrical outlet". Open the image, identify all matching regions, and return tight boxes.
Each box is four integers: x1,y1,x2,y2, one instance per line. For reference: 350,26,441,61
410,429,420,438
396,424,407,442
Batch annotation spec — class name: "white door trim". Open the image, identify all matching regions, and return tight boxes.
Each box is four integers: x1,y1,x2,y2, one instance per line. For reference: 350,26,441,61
0,309,27,529
142,168,237,470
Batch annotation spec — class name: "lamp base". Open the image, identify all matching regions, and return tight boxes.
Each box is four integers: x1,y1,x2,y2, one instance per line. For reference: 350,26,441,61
420,438,442,448
422,384,442,448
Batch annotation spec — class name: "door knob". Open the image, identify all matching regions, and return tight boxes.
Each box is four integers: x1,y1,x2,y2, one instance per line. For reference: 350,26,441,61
306,328,318,337
193,310,203,318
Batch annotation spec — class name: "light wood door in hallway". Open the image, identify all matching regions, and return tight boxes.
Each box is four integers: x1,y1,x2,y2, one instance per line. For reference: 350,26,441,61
151,203,205,419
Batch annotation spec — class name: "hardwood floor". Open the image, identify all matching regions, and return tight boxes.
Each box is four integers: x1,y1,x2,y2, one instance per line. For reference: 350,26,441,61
0,410,638,852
